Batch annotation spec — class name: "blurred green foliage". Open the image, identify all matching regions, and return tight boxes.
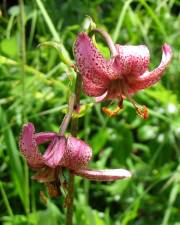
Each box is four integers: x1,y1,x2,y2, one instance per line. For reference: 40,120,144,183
0,0,180,224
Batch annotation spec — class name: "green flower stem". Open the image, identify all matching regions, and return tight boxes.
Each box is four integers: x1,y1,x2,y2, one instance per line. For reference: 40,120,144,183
92,28,117,57
66,73,82,225
59,94,75,136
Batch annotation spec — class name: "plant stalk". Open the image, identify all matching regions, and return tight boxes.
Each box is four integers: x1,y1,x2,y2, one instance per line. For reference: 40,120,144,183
66,73,81,225
92,28,117,57
59,94,75,136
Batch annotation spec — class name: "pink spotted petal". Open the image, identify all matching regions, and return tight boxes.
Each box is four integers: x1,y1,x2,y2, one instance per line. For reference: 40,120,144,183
19,123,44,169
74,168,132,181
74,32,111,96
109,44,150,79
63,136,92,170
127,44,172,92
82,77,108,97
35,132,57,144
43,136,66,168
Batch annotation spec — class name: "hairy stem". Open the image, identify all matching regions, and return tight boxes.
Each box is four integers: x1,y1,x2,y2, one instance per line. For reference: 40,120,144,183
92,28,117,57
66,73,81,225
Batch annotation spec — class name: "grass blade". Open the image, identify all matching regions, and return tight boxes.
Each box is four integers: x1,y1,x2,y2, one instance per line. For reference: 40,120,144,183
112,0,133,42
0,107,26,211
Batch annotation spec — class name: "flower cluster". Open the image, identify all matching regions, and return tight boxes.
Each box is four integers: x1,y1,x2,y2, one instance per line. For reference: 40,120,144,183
19,28,172,198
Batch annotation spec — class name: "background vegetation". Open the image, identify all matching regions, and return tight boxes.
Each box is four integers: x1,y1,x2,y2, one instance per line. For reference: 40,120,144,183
0,0,180,224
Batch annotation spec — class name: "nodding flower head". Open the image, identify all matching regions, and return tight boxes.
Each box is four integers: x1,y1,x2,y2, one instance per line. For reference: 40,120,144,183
19,123,92,172
19,123,131,185
74,32,172,119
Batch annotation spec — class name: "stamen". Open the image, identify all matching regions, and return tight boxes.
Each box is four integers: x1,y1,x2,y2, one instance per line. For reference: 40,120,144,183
118,97,124,109
135,105,148,120
123,86,148,119
45,181,61,198
102,106,120,117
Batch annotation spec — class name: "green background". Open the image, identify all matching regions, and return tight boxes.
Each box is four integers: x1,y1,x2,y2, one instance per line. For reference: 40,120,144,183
0,0,180,224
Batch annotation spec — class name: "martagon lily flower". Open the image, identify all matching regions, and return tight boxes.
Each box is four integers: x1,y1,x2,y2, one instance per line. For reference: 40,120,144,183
74,30,172,118
19,123,131,195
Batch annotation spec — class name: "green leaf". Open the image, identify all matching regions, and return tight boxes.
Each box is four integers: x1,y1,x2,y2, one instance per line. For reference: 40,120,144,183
30,200,63,225
138,125,159,141
111,124,133,164
1,36,18,58
0,107,26,210
90,128,109,155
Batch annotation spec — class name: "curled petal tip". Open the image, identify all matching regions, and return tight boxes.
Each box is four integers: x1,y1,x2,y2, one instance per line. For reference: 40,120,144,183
74,168,132,181
119,169,132,178
19,123,35,152
19,122,44,169
162,43,172,62
128,43,172,91
163,43,172,54
22,122,35,132
95,91,108,102
74,32,110,97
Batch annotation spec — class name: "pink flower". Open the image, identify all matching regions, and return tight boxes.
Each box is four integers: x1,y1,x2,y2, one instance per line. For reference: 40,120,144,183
74,32,172,118
19,123,131,184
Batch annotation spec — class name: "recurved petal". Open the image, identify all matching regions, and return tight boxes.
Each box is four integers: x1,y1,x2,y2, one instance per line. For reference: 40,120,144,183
111,44,150,78
74,168,132,181
63,136,92,170
43,136,66,168
74,32,110,96
127,44,172,92
19,123,44,169
95,91,108,102
35,132,57,144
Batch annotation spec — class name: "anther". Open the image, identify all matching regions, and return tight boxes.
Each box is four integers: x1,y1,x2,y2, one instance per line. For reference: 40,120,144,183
135,105,148,120
102,106,121,117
